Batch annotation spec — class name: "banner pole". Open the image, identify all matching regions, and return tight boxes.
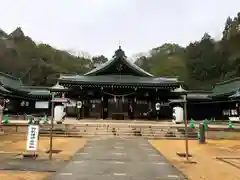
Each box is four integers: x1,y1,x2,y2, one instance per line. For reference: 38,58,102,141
49,92,55,160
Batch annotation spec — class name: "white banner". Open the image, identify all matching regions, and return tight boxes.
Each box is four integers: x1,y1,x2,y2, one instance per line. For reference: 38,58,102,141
26,125,39,151
35,101,49,109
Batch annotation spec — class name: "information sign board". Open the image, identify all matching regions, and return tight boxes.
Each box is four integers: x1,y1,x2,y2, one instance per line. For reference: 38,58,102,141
26,125,39,151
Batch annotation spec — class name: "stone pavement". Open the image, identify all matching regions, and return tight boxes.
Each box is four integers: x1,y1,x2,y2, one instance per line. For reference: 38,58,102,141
0,159,65,172
49,137,187,180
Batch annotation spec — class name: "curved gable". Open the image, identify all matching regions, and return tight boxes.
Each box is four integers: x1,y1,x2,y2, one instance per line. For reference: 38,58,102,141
84,46,153,77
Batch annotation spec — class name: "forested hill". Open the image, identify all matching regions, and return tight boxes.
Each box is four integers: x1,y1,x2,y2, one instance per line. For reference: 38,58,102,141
0,27,108,85
135,12,240,89
1,12,240,89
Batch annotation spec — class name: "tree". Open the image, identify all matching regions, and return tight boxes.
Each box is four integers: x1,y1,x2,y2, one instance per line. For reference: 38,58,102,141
185,33,222,86
223,17,233,40
0,27,93,85
151,55,189,83
2,11,240,90
91,55,108,68
138,43,188,82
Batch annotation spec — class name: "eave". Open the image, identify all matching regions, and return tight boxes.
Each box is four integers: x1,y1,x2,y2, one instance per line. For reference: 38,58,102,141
60,82,180,90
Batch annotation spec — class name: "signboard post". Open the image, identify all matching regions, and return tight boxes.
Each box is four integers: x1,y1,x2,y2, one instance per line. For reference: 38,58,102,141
49,83,68,160
26,125,39,155
49,96,68,160
0,105,3,124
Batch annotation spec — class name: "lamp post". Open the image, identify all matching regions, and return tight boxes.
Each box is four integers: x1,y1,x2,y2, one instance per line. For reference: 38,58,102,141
172,86,189,161
48,83,68,160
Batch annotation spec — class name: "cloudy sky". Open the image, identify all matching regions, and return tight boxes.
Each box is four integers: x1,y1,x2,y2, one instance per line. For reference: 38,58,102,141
0,0,240,58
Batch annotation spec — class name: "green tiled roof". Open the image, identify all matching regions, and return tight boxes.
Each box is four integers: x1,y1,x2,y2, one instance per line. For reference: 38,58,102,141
28,90,51,96
59,74,179,86
210,77,240,97
22,86,51,96
0,72,22,90
0,73,52,97
187,91,211,100
85,47,153,77
0,86,11,93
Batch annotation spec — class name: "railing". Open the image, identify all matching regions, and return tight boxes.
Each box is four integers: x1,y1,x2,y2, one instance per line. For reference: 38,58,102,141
8,114,25,120
206,127,240,139
0,123,197,139
7,113,48,120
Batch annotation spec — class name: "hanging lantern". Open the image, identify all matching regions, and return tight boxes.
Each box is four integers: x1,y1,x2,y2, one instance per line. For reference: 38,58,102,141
25,101,29,107
134,97,137,102
20,101,25,107
77,101,82,108
155,102,160,111
114,96,117,102
122,96,124,103
61,93,65,98
101,96,104,101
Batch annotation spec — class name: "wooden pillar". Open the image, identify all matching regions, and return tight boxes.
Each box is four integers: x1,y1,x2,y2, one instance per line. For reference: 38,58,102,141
82,100,85,118
100,95,103,119
236,102,239,118
133,96,137,119
76,100,82,120
148,100,152,120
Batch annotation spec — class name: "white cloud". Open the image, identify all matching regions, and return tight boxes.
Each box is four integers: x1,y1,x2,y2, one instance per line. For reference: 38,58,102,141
0,0,240,58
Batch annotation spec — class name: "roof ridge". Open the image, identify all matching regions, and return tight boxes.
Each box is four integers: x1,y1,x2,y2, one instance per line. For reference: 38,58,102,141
0,72,22,83
22,85,50,89
215,77,240,86
84,58,113,76
84,47,153,77
123,56,154,77
187,90,212,93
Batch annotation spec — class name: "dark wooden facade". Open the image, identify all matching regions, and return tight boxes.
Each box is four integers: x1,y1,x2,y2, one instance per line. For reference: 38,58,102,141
0,73,52,117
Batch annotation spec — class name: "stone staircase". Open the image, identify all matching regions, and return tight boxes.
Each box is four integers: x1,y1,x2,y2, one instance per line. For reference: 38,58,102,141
39,123,198,139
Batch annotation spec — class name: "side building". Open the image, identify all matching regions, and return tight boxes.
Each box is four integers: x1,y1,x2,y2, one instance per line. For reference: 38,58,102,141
0,72,51,116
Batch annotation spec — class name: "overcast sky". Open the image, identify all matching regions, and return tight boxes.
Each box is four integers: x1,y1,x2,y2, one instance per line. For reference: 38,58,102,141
0,0,240,58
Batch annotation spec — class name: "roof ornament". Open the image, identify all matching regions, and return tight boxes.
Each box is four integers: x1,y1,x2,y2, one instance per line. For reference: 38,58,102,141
50,82,68,92
229,88,240,98
172,85,186,93
113,45,126,58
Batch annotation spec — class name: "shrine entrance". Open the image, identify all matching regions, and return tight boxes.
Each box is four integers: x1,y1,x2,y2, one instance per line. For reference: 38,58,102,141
59,46,181,120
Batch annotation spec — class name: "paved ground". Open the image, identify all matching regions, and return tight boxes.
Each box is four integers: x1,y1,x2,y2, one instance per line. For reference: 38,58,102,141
0,159,65,172
49,137,187,180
